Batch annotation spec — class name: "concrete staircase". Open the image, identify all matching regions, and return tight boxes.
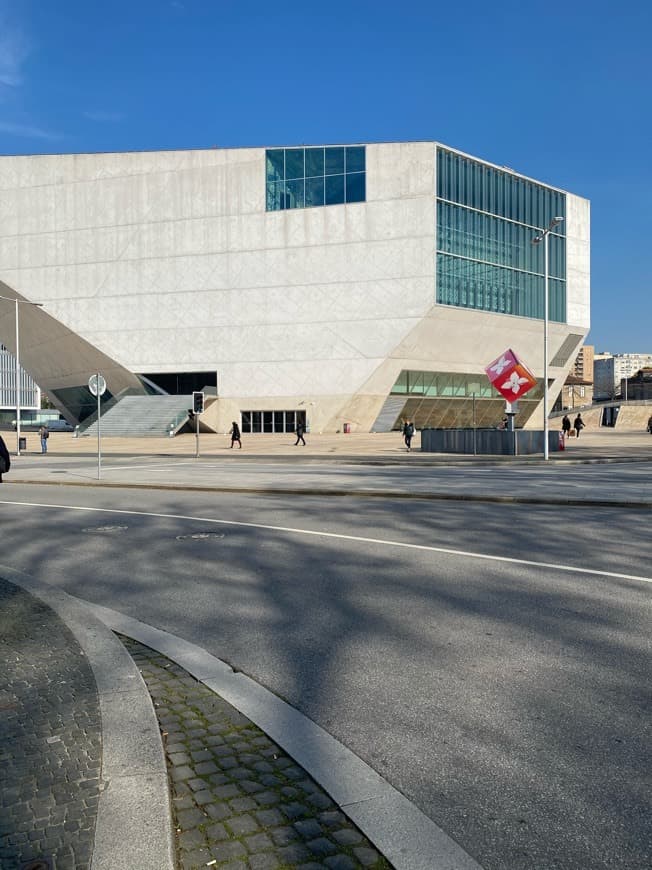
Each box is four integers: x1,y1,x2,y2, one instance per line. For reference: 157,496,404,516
79,395,194,438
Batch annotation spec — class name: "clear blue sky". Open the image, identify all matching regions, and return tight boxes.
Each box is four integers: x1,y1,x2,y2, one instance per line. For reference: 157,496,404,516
1,0,650,353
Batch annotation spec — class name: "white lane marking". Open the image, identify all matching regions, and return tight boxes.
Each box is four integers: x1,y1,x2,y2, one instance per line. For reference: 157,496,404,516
1,498,651,585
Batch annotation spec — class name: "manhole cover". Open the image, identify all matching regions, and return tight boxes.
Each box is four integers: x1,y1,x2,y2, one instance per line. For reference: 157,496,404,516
82,524,129,533
175,532,225,541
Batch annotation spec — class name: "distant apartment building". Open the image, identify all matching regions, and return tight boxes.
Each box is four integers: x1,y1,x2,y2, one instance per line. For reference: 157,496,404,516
573,344,594,382
0,344,41,422
594,352,652,399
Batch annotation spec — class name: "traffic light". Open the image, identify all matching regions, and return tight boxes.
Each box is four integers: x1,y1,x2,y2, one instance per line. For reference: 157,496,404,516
192,391,204,414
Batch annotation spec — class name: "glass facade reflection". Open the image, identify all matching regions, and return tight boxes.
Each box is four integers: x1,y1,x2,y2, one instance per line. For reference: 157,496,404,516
390,369,545,430
436,148,567,322
266,146,366,211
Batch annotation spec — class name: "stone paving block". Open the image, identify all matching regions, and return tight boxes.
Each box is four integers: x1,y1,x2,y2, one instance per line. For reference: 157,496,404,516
308,835,338,856
245,831,274,853
249,853,281,870
294,818,324,839
332,827,364,846
121,636,392,870
205,821,229,840
213,838,247,860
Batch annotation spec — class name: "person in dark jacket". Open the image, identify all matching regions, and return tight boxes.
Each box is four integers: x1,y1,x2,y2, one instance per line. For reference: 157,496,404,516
294,421,306,446
0,434,10,483
230,421,242,448
403,420,415,451
573,413,585,438
562,415,571,437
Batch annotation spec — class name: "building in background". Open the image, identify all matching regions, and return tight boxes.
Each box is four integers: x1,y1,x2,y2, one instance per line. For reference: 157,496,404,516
0,344,41,425
573,344,594,382
594,353,652,400
0,142,590,433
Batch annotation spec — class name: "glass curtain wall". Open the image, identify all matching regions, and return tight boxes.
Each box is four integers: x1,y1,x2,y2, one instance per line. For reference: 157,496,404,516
266,146,365,211
436,148,567,322
390,369,545,430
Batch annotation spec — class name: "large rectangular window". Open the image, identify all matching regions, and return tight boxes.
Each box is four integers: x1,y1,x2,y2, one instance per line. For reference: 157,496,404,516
436,148,567,323
266,146,366,211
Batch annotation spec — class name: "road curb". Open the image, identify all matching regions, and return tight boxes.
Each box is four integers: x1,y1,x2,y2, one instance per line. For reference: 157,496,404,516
7,476,652,509
85,600,485,870
0,565,176,870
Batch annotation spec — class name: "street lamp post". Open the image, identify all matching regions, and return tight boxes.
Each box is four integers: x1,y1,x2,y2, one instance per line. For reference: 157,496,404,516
532,217,564,460
0,295,43,456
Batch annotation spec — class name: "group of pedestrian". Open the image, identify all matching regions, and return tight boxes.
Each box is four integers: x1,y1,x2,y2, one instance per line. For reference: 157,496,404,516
227,420,307,448
562,413,585,439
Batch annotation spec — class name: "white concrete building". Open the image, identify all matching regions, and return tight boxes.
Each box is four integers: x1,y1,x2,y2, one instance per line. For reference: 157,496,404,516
594,353,652,400
0,142,590,433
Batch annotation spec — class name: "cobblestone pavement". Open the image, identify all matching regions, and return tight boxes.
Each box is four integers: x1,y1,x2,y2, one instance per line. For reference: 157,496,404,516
121,636,393,870
0,577,101,870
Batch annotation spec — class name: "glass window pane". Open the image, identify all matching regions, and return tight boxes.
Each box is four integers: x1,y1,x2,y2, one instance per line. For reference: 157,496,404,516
325,147,344,175
285,179,304,209
325,174,344,205
345,172,365,203
266,150,284,182
273,411,283,432
285,148,304,180
305,148,324,178
266,181,285,211
305,176,324,208
345,146,365,173
263,412,273,433
252,412,261,433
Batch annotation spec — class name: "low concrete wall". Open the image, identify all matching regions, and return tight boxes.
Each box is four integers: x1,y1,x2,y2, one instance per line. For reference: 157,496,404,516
420,428,560,456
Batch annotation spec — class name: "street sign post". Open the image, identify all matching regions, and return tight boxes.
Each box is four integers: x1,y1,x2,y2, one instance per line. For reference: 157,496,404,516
88,373,107,479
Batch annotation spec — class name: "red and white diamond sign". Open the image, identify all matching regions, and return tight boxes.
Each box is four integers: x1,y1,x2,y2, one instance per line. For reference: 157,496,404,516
485,348,537,402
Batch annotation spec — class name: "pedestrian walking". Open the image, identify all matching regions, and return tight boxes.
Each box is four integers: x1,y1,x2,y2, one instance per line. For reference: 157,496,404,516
0,434,10,483
294,420,306,446
39,424,49,454
647,414,652,434
403,419,415,451
229,421,242,448
573,413,585,438
562,414,571,437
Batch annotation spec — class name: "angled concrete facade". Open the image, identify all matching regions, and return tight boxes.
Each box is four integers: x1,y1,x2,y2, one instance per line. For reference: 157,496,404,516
0,142,590,432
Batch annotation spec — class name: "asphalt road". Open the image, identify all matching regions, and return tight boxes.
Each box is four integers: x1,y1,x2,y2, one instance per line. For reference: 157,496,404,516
1,476,649,870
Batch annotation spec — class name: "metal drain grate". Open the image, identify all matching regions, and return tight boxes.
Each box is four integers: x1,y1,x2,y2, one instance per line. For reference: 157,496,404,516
175,531,225,541
82,524,129,533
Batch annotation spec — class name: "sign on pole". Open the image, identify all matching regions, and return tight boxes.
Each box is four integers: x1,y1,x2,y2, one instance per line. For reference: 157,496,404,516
88,374,107,479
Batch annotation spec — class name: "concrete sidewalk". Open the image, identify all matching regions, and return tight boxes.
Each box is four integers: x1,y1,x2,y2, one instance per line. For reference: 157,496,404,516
3,428,651,508
6,427,652,463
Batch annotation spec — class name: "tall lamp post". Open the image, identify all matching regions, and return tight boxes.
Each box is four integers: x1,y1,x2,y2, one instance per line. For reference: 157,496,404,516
531,216,564,460
0,295,43,456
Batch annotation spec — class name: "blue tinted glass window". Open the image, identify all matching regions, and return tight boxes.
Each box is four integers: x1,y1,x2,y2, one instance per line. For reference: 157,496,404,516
305,176,325,208
325,147,345,175
305,148,324,178
266,146,365,211
266,150,284,183
345,172,365,203
284,179,304,209
345,146,365,173
325,174,345,205
285,149,304,180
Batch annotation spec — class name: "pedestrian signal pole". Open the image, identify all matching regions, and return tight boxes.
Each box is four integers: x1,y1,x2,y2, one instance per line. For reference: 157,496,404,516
192,392,204,458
